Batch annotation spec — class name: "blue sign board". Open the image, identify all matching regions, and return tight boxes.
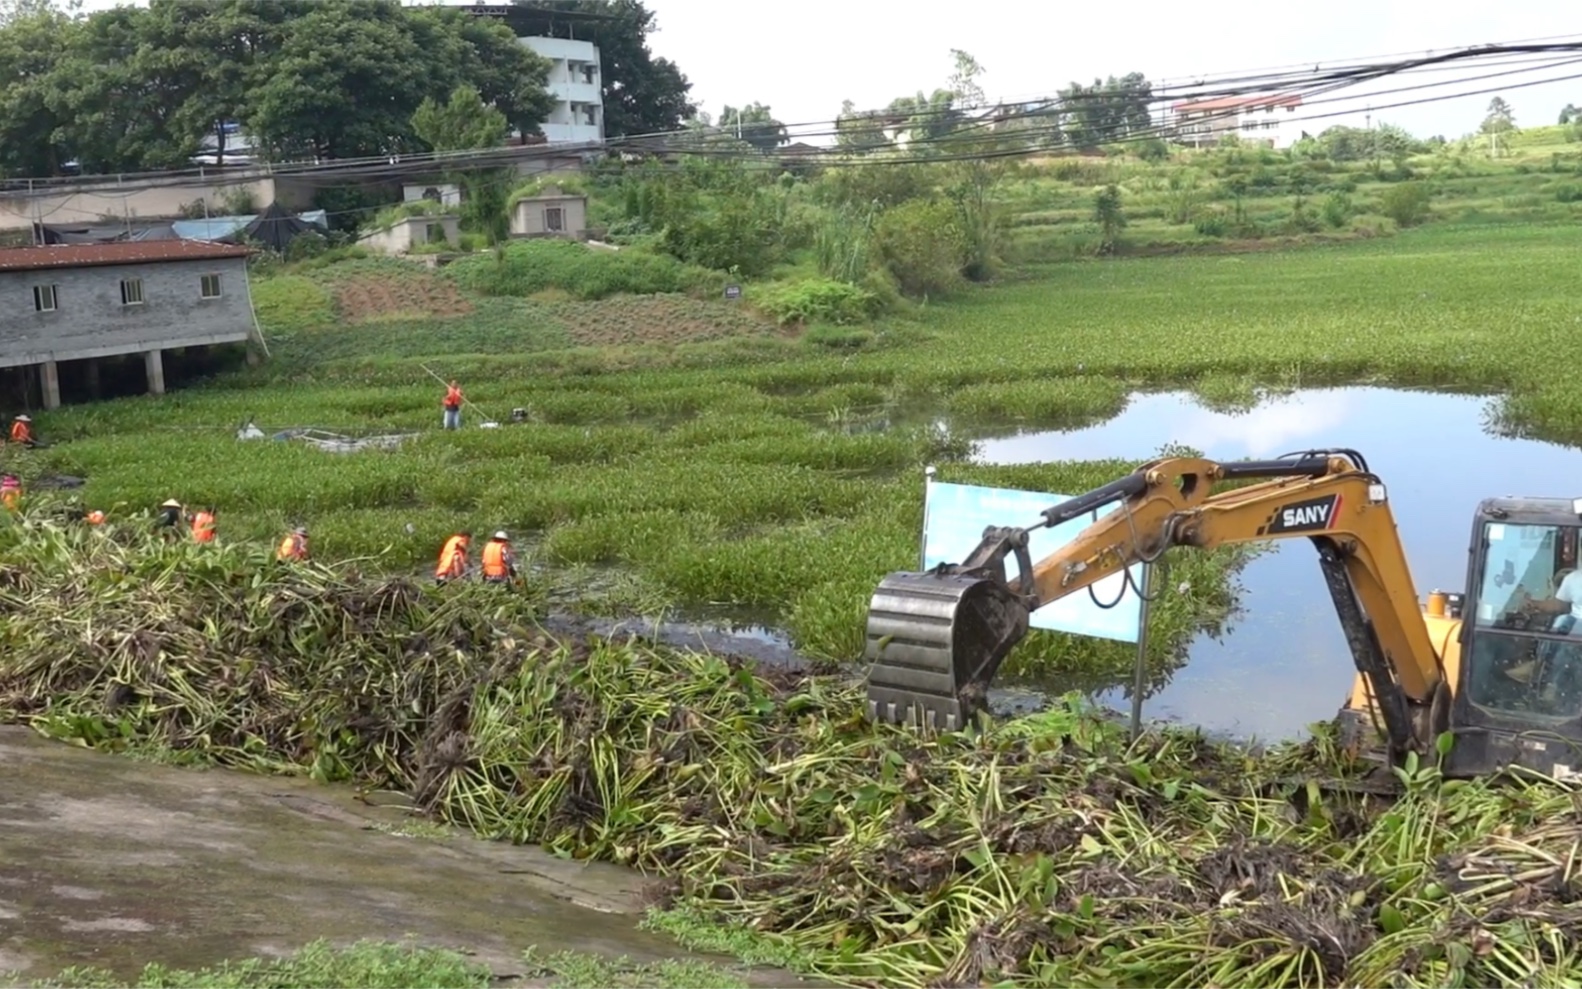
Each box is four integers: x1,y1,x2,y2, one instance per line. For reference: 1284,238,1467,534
922,480,1143,643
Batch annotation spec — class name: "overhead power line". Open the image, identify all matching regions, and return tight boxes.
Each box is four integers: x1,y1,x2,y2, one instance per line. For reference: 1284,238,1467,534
614,52,1582,170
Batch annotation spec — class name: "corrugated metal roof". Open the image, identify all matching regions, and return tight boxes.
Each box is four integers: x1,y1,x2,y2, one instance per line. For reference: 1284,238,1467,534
0,240,253,272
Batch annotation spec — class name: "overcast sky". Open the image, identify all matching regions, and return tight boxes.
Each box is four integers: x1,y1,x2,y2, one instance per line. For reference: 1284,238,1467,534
74,0,1582,140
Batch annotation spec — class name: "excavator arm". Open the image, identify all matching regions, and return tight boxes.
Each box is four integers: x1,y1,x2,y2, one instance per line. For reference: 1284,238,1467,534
863,449,1450,757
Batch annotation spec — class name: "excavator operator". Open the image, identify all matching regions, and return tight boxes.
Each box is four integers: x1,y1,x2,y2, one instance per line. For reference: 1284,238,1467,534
1491,563,1582,713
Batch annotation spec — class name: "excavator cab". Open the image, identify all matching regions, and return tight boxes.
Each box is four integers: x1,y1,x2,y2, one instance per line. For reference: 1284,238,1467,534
861,450,1582,779
1433,498,1582,778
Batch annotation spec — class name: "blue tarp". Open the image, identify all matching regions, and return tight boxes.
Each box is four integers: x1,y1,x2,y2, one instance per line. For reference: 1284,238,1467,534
171,210,326,243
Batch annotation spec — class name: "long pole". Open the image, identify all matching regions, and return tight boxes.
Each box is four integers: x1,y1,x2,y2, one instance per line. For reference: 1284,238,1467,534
1128,561,1155,743
418,362,497,422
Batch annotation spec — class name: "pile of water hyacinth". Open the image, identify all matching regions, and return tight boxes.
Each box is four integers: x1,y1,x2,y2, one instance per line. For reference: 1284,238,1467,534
5,520,1582,988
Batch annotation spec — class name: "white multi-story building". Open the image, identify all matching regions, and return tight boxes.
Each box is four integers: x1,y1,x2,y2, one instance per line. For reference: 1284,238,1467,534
520,36,605,144
1171,94,1303,150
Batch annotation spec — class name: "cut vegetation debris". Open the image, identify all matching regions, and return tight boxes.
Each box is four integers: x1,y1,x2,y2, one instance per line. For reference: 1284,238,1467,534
3,527,1582,988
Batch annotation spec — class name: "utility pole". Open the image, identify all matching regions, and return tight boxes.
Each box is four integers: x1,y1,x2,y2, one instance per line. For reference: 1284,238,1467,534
1366,106,1377,169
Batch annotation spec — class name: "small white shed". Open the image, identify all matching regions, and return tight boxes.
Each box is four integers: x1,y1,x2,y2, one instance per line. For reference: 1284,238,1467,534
511,186,588,240
357,215,461,256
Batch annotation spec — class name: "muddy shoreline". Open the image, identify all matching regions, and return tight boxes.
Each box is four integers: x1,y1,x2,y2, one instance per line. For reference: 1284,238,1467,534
0,727,804,986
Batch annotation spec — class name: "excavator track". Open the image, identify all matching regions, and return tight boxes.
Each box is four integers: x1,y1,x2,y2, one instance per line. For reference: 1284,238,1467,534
863,570,1028,731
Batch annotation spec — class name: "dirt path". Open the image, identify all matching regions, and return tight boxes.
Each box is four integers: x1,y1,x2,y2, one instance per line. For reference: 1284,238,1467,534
0,728,797,985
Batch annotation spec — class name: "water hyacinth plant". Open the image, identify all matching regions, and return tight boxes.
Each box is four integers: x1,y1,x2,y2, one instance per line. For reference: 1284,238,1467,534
4,523,1582,987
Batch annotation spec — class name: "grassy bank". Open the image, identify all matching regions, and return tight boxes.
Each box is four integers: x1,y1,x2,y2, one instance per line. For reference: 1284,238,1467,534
20,939,754,989
4,530,1581,988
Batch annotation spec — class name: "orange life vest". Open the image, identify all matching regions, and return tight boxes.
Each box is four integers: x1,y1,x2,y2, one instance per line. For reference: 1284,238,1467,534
191,511,216,543
481,539,511,579
444,385,463,409
435,535,469,579
1,483,17,512
9,421,30,444
277,533,307,561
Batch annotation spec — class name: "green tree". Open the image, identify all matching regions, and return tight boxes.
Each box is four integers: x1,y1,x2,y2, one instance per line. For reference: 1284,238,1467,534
873,198,966,297
245,1,437,160
1380,181,1431,227
717,102,787,153
510,0,696,136
404,6,554,140
413,84,509,153
141,0,305,168
412,84,513,245
1482,96,1516,135
834,99,895,153
934,49,1009,280
881,90,958,151
48,4,210,173
1058,73,1153,148
0,4,79,176
1093,184,1126,253
0,0,554,177
634,156,785,275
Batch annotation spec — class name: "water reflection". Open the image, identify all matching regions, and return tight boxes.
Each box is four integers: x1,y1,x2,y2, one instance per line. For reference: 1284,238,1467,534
973,387,1582,742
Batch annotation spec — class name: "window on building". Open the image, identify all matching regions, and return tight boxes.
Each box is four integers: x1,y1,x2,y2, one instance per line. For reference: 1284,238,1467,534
120,278,144,306
581,105,597,126
425,222,445,243
544,207,564,232
32,284,56,312
201,274,222,299
581,64,596,84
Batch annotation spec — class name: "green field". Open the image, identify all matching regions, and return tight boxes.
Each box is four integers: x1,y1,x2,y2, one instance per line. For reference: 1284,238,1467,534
8,220,1580,680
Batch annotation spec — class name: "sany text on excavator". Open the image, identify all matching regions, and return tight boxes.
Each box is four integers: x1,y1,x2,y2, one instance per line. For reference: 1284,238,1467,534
863,448,1582,779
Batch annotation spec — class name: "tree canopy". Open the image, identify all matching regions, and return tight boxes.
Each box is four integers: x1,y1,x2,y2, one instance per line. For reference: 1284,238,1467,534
0,0,577,178
833,55,1155,157
716,102,788,153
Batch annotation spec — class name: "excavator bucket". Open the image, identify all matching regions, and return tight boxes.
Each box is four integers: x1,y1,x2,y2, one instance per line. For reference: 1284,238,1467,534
863,569,1031,731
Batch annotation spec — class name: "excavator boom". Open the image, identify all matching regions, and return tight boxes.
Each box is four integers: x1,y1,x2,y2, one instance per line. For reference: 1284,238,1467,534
864,450,1450,755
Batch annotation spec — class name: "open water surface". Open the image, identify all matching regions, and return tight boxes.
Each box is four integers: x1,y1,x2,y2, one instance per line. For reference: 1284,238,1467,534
972,387,1582,741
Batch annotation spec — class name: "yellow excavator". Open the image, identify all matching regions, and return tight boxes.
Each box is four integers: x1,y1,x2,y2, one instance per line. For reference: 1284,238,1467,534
863,448,1582,778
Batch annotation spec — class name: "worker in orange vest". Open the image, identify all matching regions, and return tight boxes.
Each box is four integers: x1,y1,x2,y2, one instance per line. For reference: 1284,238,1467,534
1,473,19,512
480,531,516,584
9,415,34,447
443,380,463,430
277,526,309,562
190,506,217,543
434,531,471,583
